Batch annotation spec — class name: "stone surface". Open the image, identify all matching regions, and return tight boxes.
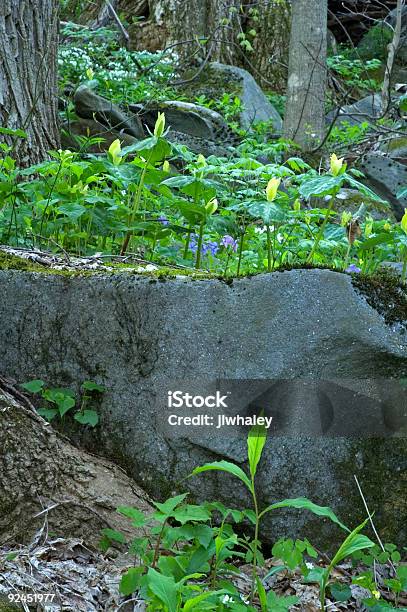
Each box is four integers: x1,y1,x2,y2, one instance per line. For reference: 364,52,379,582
0,268,406,547
74,85,145,138
359,154,407,220
181,62,283,132
327,94,383,128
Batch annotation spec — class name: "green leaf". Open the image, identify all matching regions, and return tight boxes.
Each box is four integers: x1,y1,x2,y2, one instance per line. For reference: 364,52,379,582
56,395,76,417
247,420,267,479
358,233,394,251
330,519,374,568
183,590,226,611
153,493,188,516
0,126,27,138
117,506,147,527
147,568,179,612
248,201,286,224
101,528,126,544
171,504,211,524
20,379,45,394
259,498,349,531
58,203,87,221
256,576,268,611
74,409,99,427
299,176,342,199
81,380,105,392
266,590,299,611
5,552,18,561
177,524,214,548
329,582,352,602
119,567,144,596
190,461,252,492
37,407,58,421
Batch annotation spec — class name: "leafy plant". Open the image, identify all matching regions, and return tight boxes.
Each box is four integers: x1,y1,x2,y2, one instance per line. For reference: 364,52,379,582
20,378,104,426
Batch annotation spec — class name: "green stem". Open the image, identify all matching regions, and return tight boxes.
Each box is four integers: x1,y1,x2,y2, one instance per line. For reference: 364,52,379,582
183,227,192,260
266,225,272,272
250,482,260,604
120,152,153,256
237,230,245,276
307,196,336,263
402,248,407,282
195,221,204,269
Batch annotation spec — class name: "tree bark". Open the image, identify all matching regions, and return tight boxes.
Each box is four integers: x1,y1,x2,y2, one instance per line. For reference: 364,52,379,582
0,383,152,548
0,0,60,166
283,0,328,150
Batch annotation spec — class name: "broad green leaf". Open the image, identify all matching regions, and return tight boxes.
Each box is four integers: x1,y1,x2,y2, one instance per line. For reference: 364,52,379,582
74,409,99,427
259,497,349,531
57,203,87,221
20,379,45,394
248,201,286,224
329,582,352,602
256,576,267,611
266,590,299,611
147,568,179,612
177,524,214,548
56,395,76,417
81,380,105,392
0,126,27,138
299,176,342,199
183,590,226,611
153,493,188,516
358,233,394,251
171,504,211,524
37,408,58,421
117,506,147,527
247,421,267,479
190,461,252,491
331,518,374,568
119,567,143,596
101,528,126,544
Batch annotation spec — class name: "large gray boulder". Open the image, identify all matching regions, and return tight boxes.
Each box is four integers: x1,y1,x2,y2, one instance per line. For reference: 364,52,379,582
0,267,406,547
359,154,407,220
180,62,283,132
327,94,383,128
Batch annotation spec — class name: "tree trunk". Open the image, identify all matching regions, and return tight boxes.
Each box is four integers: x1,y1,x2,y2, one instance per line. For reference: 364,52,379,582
0,0,60,166
0,382,152,548
283,0,327,150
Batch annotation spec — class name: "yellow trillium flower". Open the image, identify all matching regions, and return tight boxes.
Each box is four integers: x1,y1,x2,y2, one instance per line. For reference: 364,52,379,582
154,112,166,138
266,177,281,202
401,208,407,234
108,139,122,166
330,153,344,176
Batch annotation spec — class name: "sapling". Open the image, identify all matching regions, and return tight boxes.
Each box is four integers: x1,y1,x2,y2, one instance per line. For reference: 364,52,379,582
190,420,349,603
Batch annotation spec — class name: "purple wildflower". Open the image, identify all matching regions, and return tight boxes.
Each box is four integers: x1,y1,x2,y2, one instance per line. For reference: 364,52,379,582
220,234,238,252
158,215,169,226
345,263,361,274
188,234,219,257
204,241,219,256
188,234,198,253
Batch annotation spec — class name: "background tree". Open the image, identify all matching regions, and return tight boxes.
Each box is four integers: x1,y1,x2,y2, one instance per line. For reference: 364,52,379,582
64,0,291,90
0,0,60,165
283,0,328,150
